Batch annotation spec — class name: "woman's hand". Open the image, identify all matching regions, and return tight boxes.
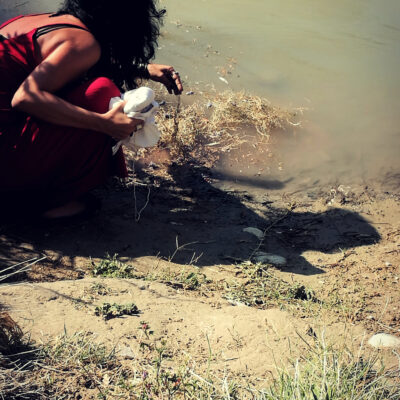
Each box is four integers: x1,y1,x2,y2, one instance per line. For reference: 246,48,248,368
147,64,183,95
103,102,143,140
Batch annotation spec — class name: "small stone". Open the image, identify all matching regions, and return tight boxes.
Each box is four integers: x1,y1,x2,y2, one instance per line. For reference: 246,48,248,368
103,374,110,387
186,91,195,95
385,261,392,267
368,333,400,349
119,346,135,359
243,227,264,239
253,252,287,266
227,300,246,307
159,100,166,106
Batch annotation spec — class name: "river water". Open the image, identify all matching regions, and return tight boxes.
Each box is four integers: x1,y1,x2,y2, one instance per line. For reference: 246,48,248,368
1,0,399,185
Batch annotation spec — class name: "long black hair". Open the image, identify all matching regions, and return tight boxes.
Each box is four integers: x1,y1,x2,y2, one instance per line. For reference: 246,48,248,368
53,0,166,89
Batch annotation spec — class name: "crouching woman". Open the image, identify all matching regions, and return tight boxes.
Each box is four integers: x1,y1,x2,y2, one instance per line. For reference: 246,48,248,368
0,0,182,219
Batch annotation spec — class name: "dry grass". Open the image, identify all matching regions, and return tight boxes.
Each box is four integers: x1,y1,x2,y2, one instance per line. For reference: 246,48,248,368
0,322,398,399
153,90,298,164
0,311,23,356
0,253,398,399
0,311,43,399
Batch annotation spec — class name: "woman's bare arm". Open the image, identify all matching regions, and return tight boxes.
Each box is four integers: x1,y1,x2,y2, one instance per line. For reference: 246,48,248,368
11,29,140,140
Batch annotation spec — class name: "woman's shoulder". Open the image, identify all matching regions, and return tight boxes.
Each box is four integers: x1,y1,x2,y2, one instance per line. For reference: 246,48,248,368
0,13,90,40
38,13,88,30
32,15,100,62
38,28,101,65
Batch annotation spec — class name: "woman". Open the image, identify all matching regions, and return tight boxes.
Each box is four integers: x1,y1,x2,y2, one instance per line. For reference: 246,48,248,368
0,0,182,219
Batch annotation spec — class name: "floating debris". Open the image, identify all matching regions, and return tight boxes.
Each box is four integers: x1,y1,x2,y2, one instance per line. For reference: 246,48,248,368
243,227,264,239
156,90,296,163
219,77,229,85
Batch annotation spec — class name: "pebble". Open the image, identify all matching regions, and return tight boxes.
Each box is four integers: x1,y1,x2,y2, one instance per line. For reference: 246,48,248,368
219,77,229,84
186,91,195,95
227,299,246,307
253,252,287,266
119,346,135,359
243,227,264,239
368,333,400,349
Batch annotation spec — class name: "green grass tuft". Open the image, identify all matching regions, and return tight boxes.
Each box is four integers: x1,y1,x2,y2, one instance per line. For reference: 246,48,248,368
94,303,140,320
90,254,139,279
224,262,317,308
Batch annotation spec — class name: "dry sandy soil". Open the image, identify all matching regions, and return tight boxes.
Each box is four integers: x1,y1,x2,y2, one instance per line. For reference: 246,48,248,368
1,135,399,397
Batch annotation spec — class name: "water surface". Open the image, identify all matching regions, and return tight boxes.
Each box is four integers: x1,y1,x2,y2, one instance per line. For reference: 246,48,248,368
157,0,400,184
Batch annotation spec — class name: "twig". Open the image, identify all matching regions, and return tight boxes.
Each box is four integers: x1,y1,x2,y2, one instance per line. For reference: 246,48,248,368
131,161,151,223
0,257,38,275
249,208,293,261
294,328,318,354
135,184,151,223
188,369,214,387
172,95,181,144
32,361,73,374
188,252,203,265
0,256,47,282
7,348,40,357
168,236,199,262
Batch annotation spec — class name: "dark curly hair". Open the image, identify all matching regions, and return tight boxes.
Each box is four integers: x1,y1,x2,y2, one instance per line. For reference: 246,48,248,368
53,0,166,89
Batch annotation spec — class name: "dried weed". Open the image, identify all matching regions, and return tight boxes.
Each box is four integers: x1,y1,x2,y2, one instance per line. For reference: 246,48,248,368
155,90,298,164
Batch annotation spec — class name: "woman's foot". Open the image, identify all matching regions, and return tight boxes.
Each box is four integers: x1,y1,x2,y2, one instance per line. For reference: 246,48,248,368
42,200,86,219
41,194,102,220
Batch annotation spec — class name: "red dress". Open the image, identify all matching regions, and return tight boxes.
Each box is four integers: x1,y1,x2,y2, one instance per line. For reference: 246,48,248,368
0,15,127,214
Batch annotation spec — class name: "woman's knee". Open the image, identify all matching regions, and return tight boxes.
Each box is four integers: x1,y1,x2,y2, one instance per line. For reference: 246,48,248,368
65,77,121,113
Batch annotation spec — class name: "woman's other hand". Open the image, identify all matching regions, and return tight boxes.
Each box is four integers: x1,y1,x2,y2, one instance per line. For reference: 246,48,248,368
147,64,183,95
103,102,143,140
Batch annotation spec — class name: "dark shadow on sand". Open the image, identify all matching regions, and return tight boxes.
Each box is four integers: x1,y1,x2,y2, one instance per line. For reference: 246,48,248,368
1,162,380,277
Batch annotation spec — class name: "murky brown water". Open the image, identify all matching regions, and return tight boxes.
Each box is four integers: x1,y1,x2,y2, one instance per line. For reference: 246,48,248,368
1,0,399,185
157,0,400,185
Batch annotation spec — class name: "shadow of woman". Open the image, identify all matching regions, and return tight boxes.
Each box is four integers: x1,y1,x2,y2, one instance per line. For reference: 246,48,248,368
1,162,380,277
